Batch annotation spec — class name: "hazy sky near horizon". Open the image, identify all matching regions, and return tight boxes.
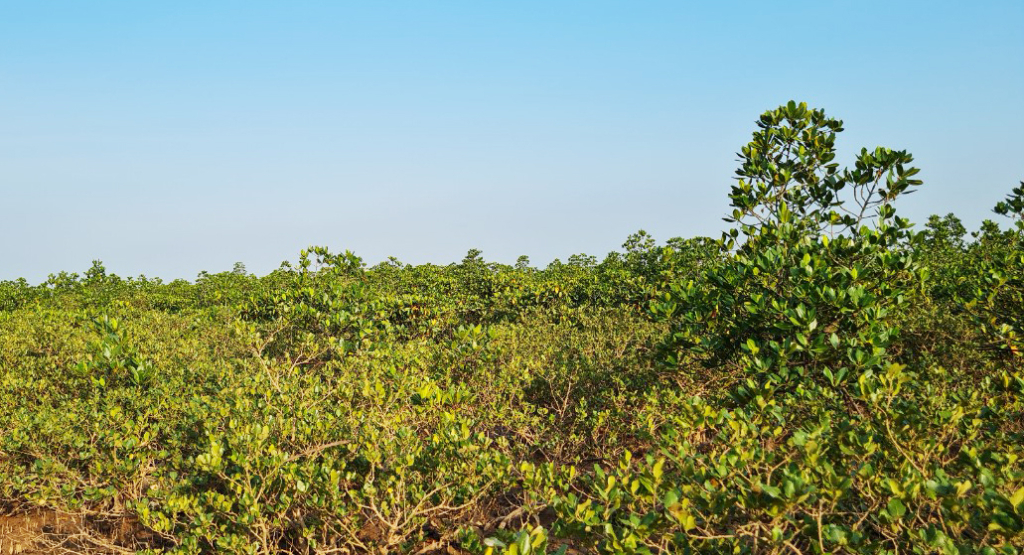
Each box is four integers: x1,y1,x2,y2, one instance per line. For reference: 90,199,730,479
2,1,1022,282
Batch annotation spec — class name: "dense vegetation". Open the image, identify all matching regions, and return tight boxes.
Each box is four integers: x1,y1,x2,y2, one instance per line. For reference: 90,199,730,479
2,103,1022,554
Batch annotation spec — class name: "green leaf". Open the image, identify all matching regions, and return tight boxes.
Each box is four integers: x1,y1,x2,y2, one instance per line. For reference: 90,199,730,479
516,530,531,554
887,498,907,519
663,489,679,508
1010,486,1024,512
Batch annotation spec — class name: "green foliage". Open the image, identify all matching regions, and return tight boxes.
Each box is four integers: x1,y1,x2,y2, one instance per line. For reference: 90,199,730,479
657,101,923,390
73,315,157,388
1,103,1021,554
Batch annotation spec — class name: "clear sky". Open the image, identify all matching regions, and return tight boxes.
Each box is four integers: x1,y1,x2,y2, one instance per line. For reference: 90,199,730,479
2,1,1022,282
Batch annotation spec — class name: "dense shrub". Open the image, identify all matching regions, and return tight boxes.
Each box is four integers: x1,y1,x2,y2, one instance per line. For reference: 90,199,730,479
1,103,1021,554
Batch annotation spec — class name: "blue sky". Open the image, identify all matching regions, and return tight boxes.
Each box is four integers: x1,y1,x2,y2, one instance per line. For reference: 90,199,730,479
2,1,1021,282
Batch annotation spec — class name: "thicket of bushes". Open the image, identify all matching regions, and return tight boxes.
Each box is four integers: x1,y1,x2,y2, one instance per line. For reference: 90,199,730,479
2,103,1022,554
